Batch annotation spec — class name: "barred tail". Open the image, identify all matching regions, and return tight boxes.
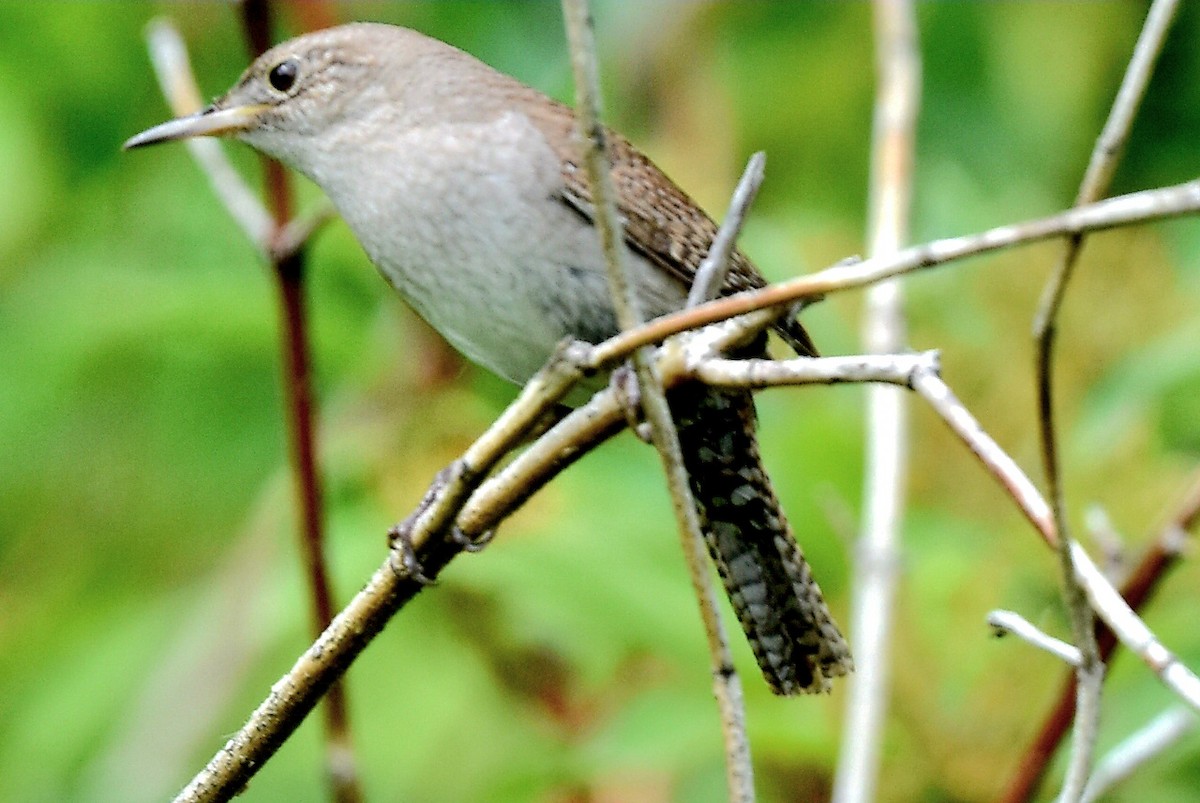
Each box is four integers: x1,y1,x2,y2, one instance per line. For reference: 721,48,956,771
670,384,852,695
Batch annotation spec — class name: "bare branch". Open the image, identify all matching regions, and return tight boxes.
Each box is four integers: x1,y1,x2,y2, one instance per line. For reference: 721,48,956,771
694,351,937,390
687,152,767,308
559,2,753,799
1004,467,1200,803
834,1,919,799
1082,706,1199,802
142,18,273,250
1028,4,1179,797
911,364,1200,716
988,610,1083,667
592,178,1200,369
1070,542,1200,712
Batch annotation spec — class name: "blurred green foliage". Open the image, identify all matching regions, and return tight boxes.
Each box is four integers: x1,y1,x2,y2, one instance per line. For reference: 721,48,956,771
1,2,1199,801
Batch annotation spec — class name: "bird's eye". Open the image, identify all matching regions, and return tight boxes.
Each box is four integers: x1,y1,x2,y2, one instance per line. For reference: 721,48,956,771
268,58,299,93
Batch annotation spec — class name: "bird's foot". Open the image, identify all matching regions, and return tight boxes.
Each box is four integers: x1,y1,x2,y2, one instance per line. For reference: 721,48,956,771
449,525,496,553
612,364,653,443
387,515,437,585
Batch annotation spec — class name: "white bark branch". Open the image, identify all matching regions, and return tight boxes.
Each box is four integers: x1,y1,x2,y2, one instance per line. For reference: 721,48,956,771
988,610,1083,667
1082,706,1199,802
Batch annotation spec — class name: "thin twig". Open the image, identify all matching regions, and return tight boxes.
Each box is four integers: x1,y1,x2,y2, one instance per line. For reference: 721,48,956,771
687,152,767,307
237,1,366,799
1027,3,1179,799
1004,467,1200,803
559,1,753,799
590,177,1200,370
988,610,1084,667
1070,541,1200,711
834,2,919,800
143,19,272,249
1081,706,1199,802
911,368,1200,714
694,350,938,390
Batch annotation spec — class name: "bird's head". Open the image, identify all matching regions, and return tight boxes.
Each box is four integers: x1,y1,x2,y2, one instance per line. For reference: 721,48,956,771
124,23,441,169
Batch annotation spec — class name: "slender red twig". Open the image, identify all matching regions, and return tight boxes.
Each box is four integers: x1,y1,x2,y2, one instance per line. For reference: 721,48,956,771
238,2,363,801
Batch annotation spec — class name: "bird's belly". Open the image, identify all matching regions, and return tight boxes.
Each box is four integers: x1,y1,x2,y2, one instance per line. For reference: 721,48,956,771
324,114,688,386
361,202,625,385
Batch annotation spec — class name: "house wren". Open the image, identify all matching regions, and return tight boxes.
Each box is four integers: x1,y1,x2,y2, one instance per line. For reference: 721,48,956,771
125,22,852,694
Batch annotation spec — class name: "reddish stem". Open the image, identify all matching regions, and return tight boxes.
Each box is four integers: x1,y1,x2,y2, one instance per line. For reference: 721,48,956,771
1001,472,1200,802
238,2,362,801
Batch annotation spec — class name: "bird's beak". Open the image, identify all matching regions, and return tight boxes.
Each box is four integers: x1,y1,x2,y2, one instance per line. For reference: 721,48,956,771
123,103,267,150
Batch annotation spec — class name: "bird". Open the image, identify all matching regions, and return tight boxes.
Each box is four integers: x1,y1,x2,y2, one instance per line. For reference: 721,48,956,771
125,21,852,695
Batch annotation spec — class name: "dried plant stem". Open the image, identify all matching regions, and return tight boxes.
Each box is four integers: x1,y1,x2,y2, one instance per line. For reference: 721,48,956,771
1004,468,1200,803
560,1,753,798
1026,2,1179,799
988,611,1084,667
1082,706,1199,802
592,178,1200,368
833,2,919,800
239,3,364,799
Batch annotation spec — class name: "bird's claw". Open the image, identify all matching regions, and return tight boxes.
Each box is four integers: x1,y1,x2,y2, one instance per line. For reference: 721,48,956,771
450,526,496,553
387,518,436,585
612,365,652,443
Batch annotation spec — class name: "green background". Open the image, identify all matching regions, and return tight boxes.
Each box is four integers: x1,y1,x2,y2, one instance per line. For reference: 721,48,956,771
2,2,1199,801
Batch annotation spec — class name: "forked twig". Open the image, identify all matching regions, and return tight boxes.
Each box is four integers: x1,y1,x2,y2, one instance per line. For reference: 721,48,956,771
1026,1,1180,799
1004,468,1200,803
912,369,1200,715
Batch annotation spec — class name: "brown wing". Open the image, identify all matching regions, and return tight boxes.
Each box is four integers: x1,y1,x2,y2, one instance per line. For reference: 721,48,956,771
519,95,817,358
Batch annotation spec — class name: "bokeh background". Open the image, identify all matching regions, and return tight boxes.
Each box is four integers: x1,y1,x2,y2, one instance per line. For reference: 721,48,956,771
3,2,1199,801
